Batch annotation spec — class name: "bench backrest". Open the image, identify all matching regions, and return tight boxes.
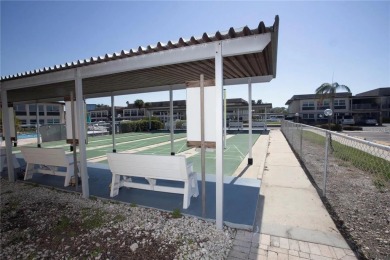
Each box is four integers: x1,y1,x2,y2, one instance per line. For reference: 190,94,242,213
253,122,266,127
21,147,69,167
107,153,189,181
229,122,243,127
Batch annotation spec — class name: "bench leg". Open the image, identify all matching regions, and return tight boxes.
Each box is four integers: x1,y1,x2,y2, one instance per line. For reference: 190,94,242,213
110,174,121,197
189,172,199,197
64,166,74,187
24,163,34,180
12,155,20,169
0,156,5,172
183,181,191,209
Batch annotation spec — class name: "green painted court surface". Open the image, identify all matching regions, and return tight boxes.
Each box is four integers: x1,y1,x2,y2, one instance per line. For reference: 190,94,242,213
13,132,260,176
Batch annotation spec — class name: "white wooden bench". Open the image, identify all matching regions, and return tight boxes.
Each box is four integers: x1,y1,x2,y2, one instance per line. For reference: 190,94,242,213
252,121,267,130
107,153,199,209
21,147,76,187
1,147,20,172
229,122,243,130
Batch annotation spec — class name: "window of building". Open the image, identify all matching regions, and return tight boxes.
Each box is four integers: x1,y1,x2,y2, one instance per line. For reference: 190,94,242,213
302,114,315,119
29,104,36,115
334,99,346,110
15,104,27,116
123,110,131,117
46,105,60,116
47,119,60,124
317,100,330,110
302,101,315,110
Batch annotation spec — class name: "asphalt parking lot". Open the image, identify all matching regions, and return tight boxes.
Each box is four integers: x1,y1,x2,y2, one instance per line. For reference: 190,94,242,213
343,125,390,146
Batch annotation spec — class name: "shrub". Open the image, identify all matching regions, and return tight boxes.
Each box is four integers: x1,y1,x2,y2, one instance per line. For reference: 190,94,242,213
315,123,342,131
342,126,363,131
175,120,186,129
171,208,182,218
382,117,390,123
120,119,163,133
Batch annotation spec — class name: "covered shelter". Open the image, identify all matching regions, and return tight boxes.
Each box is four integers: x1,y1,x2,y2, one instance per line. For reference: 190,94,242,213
1,16,279,229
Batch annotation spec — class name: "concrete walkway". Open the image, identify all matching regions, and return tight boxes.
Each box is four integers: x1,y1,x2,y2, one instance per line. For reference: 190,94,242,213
228,128,357,260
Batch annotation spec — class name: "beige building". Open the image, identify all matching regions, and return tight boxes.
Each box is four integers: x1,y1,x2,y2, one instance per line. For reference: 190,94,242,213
14,102,65,126
285,92,352,124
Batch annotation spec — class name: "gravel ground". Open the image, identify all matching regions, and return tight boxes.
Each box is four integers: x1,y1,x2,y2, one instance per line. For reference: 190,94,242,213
300,138,390,260
0,178,234,259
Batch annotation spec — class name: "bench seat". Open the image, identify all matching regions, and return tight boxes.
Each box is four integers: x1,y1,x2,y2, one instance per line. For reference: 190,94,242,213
21,147,76,187
107,153,199,209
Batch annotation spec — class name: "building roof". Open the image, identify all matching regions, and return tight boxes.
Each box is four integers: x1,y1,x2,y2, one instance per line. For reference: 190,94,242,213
2,16,279,104
285,92,352,105
355,88,390,97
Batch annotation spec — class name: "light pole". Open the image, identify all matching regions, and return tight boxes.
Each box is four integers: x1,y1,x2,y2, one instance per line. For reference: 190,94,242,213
324,109,333,131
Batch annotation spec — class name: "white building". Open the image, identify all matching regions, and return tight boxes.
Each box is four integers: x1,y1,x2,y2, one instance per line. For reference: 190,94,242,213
14,102,65,126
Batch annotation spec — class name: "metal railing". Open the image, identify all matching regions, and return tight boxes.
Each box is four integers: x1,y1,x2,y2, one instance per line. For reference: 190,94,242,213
281,120,390,197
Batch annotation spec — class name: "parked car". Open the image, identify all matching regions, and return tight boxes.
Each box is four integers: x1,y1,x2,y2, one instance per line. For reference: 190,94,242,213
339,116,355,125
364,118,378,126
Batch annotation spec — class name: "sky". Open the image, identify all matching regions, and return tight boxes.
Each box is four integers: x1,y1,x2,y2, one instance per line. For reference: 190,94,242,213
1,1,389,108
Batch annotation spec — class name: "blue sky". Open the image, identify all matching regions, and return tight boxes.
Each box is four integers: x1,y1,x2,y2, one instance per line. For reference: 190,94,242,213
1,1,389,108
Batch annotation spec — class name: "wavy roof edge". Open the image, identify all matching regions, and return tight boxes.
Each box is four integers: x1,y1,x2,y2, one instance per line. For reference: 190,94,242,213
1,16,279,81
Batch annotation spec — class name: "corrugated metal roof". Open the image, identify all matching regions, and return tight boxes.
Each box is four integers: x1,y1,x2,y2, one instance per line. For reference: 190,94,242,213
1,17,278,81
2,17,279,103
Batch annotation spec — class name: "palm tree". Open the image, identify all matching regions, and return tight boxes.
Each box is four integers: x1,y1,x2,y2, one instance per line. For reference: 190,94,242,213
315,82,351,123
134,99,144,110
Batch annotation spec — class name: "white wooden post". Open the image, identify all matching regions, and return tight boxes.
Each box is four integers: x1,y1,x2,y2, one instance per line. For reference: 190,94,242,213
248,79,253,165
111,95,116,153
75,69,89,198
36,103,41,147
170,87,174,155
200,74,206,217
223,89,227,149
215,42,224,230
1,88,15,182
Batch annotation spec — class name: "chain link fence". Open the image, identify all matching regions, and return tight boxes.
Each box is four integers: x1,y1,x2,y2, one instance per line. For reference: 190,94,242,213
281,120,390,196
281,121,390,259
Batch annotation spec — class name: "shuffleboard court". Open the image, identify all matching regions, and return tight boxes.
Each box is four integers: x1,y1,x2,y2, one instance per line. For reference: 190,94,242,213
13,132,261,177
186,133,260,176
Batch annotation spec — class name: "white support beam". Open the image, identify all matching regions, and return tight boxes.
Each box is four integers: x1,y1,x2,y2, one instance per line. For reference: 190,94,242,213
111,95,116,153
36,103,41,147
2,69,75,90
224,75,273,86
75,69,89,198
248,79,253,165
223,89,227,149
78,34,271,79
1,87,15,182
222,33,271,57
170,87,174,155
85,83,186,99
215,42,224,230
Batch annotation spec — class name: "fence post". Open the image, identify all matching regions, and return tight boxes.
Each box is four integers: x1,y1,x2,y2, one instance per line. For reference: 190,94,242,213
299,123,303,158
323,131,329,197
291,122,294,146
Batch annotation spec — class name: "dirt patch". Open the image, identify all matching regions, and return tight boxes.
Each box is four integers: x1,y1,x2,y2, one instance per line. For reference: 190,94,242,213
298,138,390,259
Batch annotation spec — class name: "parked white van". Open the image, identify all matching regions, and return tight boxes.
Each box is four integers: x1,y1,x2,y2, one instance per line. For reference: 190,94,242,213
340,116,355,125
